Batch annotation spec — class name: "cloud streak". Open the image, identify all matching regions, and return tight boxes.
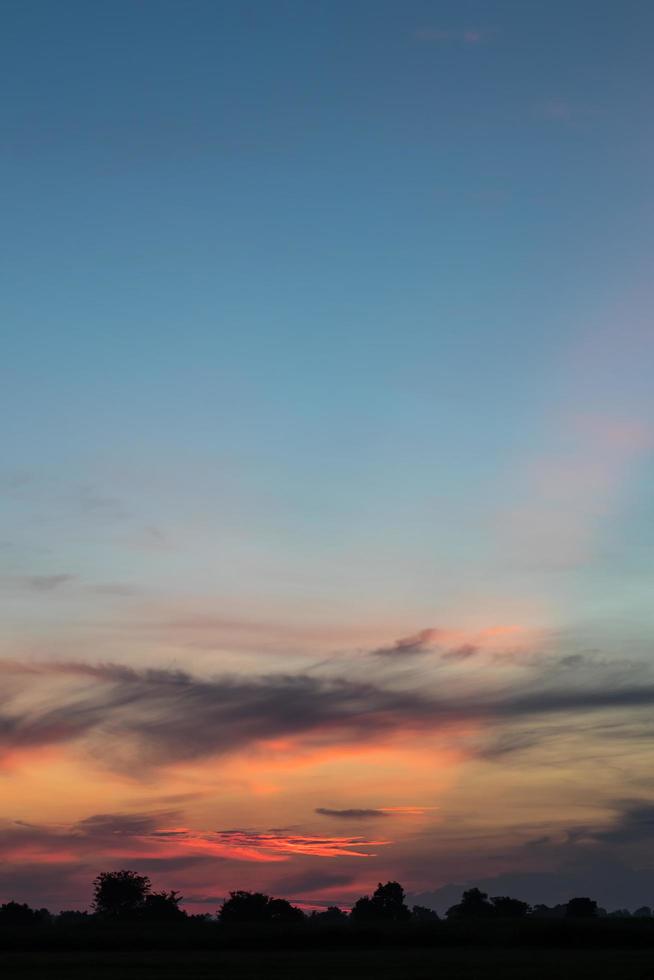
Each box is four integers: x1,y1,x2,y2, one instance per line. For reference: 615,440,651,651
0,653,653,774
315,808,389,820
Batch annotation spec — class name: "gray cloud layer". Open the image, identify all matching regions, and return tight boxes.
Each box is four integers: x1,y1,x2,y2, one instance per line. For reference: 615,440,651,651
1,652,653,772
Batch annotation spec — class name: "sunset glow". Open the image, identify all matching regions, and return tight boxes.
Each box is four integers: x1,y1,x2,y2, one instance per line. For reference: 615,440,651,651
2,0,654,919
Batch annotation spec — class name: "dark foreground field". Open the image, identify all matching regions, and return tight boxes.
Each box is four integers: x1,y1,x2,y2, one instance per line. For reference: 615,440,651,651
2,948,654,979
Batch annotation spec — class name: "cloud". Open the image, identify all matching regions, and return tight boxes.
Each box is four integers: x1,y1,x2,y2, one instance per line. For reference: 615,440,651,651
316,808,389,820
213,830,388,859
371,626,523,660
589,801,654,845
10,574,76,592
74,811,180,838
0,661,440,770
270,869,355,896
442,644,479,661
1,652,654,775
0,808,388,911
372,628,440,657
408,800,654,913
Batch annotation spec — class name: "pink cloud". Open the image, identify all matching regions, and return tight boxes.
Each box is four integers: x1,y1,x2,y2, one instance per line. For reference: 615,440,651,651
498,297,654,570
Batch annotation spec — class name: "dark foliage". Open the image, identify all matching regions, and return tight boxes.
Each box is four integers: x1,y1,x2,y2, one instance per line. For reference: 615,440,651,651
141,891,186,922
412,905,440,922
350,882,410,923
92,871,152,920
219,891,303,925
566,898,599,919
0,902,49,924
491,896,531,918
1,869,654,952
447,888,495,919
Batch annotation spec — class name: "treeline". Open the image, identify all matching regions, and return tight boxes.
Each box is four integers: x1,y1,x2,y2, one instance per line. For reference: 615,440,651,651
2,873,654,950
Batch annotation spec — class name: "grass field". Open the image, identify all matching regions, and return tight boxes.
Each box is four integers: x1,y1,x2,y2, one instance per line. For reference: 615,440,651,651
2,948,654,979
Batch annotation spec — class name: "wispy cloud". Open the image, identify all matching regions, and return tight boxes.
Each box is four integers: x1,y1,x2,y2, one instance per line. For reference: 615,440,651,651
213,829,388,859
315,808,389,820
372,628,440,657
0,652,653,775
2,573,76,592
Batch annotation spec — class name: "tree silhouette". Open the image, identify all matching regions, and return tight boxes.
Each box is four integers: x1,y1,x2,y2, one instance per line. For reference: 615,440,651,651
0,902,49,924
268,898,305,924
446,888,495,918
351,881,410,923
412,904,439,922
4,867,653,951
92,870,151,919
219,890,303,925
491,895,531,918
220,891,271,924
311,906,348,924
565,897,599,919
141,890,187,921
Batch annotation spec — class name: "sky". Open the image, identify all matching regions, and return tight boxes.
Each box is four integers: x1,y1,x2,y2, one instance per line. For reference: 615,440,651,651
1,0,654,914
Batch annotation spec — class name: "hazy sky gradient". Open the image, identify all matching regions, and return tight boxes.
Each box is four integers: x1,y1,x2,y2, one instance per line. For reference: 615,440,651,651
2,0,654,912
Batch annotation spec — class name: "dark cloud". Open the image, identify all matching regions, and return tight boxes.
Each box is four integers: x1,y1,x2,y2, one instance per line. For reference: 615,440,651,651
108,855,214,872
590,801,654,845
1,655,654,773
183,893,225,906
372,628,439,657
0,810,181,853
270,869,355,895
408,860,654,916
443,644,478,661
74,811,180,838
0,661,439,769
315,808,389,819
0,810,222,909
0,864,87,912
18,574,76,592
